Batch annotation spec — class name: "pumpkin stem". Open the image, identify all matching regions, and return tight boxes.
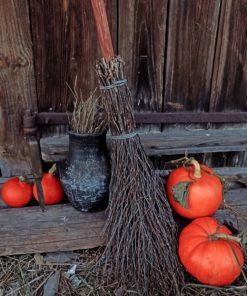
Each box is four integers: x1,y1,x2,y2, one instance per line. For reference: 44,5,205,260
209,233,241,243
48,163,57,175
188,158,202,178
19,176,27,182
170,156,189,164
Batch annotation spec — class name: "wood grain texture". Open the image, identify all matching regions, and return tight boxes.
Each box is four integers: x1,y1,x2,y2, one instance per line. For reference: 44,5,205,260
0,189,246,255
0,0,37,176
0,204,106,256
29,0,117,112
91,0,115,60
39,128,247,161
36,111,247,125
212,188,247,231
118,0,168,113
210,0,247,111
164,0,221,112
214,188,247,231
209,0,247,166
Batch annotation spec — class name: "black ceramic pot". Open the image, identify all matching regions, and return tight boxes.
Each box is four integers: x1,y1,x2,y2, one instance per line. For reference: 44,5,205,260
59,131,110,212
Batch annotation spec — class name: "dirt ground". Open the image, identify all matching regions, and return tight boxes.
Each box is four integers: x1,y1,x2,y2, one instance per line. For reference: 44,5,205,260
0,246,246,296
0,248,113,296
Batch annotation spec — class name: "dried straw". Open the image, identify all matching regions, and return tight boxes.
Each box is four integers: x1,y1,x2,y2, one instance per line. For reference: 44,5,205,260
0,245,245,295
94,56,185,295
67,79,106,134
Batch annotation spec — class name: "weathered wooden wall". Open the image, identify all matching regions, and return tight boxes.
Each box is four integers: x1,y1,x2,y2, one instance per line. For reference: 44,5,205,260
29,0,117,111
0,0,247,175
164,0,221,112
0,0,37,177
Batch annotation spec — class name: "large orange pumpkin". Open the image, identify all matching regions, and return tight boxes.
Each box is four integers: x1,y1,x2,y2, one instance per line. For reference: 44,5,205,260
179,217,244,286
166,159,223,219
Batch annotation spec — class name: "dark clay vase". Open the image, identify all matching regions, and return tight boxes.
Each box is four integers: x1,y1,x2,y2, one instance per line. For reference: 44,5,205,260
59,131,110,212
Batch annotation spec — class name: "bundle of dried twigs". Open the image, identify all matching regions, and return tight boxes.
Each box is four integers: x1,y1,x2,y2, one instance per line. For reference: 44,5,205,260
95,57,184,295
90,1,185,294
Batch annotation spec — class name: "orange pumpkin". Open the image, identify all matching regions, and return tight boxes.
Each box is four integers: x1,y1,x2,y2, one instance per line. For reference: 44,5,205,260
166,159,223,219
1,177,32,207
33,164,64,205
179,217,244,286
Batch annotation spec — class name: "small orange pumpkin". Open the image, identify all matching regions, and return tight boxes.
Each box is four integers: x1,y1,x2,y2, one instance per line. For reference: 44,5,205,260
2,176,32,207
33,164,64,205
166,158,223,219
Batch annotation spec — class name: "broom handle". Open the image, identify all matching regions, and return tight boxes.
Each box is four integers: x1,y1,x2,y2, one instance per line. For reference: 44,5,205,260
91,0,115,60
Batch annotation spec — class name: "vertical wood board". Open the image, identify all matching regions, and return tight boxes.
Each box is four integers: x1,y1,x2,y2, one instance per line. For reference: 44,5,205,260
209,0,247,166
29,0,117,112
0,0,37,176
164,0,221,112
210,0,247,111
118,0,168,113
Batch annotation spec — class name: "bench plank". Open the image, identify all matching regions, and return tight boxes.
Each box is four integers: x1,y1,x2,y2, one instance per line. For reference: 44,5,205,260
40,129,247,161
0,204,106,256
0,187,246,256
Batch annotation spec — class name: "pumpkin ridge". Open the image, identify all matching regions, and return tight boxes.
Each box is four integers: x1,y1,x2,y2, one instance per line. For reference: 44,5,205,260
180,240,209,269
194,241,219,283
190,221,213,236
193,217,226,236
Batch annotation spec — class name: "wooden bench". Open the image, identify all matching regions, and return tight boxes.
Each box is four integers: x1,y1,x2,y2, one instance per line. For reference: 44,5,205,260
40,128,247,161
0,164,247,256
0,112,244,256
0,185,246,256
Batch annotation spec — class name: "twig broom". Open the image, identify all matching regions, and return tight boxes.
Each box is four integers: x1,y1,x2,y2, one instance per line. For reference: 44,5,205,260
90,0,185,294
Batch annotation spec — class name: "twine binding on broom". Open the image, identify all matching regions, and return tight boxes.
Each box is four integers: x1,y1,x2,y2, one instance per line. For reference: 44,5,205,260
111,132,137,140
100,79,127,90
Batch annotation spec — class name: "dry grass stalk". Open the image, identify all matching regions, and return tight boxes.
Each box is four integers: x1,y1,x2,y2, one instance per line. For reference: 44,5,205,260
94,56,185,295
0,250,117,296
0,245,245,295
67,80,106,134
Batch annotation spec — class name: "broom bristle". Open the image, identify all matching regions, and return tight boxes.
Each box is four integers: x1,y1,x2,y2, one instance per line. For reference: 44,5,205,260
95,57,185,295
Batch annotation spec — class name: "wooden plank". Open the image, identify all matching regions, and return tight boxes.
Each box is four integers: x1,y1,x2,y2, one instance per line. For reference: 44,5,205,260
164,0,221,112
0,238,103,257
40,135,69,162
36,111,247,125
29,0,117,112
209,0,247,167
0,204,106,256
210,0,247,111
224,188,247,206
0,0,37,176
147,146,247,156
215,189,247,231
0,190,246,255
136,112,247,124
40,128,247,161
214,207,247,231
118,0,167,131
213,167,247,176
